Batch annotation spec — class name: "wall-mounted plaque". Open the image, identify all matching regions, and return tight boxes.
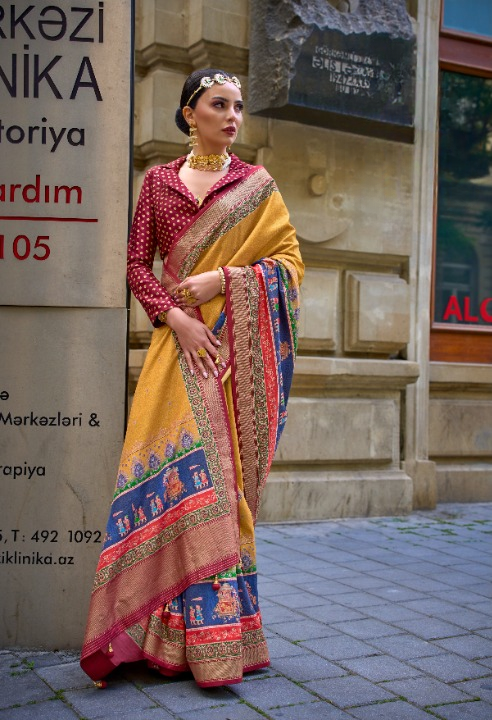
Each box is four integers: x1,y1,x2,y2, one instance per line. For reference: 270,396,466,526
249,0,416,142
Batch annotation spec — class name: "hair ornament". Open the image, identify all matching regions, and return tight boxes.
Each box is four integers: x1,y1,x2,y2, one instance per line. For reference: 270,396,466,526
186,74,241,106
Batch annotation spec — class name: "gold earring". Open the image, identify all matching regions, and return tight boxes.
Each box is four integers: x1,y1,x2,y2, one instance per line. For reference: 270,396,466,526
189,123,198,148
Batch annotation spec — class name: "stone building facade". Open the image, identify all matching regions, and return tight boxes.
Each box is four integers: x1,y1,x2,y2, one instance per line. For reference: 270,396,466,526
129,0,492,521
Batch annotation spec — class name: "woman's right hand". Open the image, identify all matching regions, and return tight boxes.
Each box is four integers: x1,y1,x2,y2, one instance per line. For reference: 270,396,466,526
165,307,222,378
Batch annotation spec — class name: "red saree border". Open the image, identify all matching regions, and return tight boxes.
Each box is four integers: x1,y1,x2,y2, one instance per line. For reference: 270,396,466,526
226,267,260,520
246,266,278,483
225,266,279,522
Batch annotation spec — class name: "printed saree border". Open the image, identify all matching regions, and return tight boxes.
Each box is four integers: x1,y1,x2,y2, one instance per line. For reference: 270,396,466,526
161,167,275,288
177,340,239,542
81,529,238,661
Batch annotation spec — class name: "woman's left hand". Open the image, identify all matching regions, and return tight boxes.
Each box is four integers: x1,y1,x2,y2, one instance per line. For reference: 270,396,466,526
174,270,222,308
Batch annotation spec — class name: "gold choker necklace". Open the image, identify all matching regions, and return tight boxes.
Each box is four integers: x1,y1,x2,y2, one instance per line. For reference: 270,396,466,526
187,152,230,172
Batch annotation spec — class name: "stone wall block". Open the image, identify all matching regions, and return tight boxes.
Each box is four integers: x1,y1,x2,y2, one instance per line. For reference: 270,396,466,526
200,0,249,48
130,296,151,336
276,397,398,465
134,76,154,147
259,470,413,521
136,0,187,50
151,70,185,146
344,271,410,353
429,399,492,458
134,70,187,149
136,0,156,50
298,268,339,350
430,366,492,501
436,465,492,503
155,2,187,48
404,459,437,509
264,124,413,259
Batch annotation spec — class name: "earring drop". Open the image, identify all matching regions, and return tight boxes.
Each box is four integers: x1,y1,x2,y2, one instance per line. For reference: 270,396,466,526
189,124,198,148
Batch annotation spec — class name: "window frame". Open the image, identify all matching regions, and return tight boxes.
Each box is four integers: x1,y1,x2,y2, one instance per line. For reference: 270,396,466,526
430,6,492,363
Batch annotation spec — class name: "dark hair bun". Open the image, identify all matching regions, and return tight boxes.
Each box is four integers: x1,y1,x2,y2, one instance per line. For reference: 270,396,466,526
175,107,189,135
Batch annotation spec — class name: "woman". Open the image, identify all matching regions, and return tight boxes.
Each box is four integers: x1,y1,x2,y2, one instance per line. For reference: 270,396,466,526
81,68,304,688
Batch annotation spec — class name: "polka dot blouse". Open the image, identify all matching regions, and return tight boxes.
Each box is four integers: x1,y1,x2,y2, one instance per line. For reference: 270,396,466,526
127,154,252,326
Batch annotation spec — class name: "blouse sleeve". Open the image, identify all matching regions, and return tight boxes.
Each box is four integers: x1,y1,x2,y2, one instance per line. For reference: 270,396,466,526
127,168,178,326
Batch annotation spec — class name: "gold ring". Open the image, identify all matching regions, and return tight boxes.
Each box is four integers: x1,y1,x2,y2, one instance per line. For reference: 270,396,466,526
197,348,207,357
180,288,192,298
215,354,222,366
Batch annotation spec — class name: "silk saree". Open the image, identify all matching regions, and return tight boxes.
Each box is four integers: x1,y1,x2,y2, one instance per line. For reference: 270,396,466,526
81,164,303,687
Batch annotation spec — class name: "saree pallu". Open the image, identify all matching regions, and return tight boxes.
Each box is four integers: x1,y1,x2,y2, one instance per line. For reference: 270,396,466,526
81,166,303,686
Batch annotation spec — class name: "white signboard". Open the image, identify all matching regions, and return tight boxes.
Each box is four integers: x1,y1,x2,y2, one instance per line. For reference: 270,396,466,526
0,0,133,647
0,1,132,306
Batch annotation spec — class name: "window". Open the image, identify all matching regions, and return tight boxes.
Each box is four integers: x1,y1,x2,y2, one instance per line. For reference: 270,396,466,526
431,0,492,362
443,0,492,37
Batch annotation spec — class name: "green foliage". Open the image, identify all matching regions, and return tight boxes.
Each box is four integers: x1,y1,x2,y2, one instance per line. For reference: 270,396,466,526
439,71,492,180
436,217,476,264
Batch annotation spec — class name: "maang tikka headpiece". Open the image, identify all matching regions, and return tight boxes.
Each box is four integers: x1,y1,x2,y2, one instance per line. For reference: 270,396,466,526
186,73,241,106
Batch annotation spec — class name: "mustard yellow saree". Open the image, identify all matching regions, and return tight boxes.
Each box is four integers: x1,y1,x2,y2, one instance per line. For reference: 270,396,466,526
81,162,303,686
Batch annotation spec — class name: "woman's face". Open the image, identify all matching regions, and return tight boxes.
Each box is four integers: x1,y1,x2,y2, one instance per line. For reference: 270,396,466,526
186,82,244,154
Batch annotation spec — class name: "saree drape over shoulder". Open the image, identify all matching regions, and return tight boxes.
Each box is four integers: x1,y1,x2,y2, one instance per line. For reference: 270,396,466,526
81,157,304,687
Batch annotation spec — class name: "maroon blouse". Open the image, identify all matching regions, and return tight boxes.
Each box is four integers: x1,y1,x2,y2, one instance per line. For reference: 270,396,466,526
127,154,252,326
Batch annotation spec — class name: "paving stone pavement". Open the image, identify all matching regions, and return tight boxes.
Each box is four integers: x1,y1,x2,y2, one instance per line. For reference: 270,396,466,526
1,503,491,720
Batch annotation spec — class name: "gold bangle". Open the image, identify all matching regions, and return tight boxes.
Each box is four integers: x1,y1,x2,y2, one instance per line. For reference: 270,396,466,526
217,267,226,295
157,311,167,324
